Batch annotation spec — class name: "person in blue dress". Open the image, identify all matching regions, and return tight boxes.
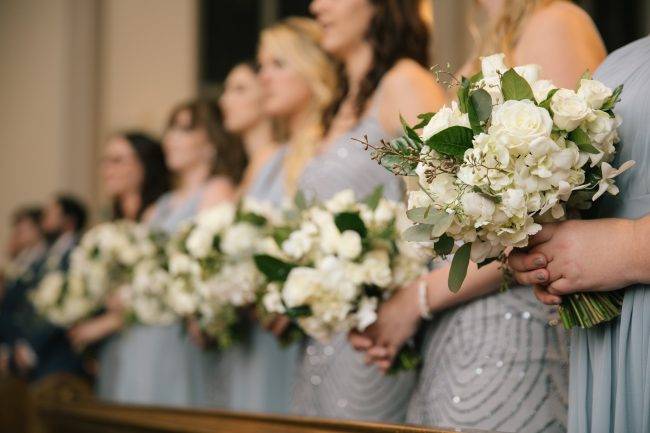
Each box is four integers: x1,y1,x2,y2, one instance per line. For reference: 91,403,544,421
509,35,650,433
65,132,170,400
219,61,296,413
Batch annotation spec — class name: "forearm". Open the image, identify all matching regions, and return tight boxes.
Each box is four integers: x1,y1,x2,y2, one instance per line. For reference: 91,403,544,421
631,214,650,285
424,260,504,313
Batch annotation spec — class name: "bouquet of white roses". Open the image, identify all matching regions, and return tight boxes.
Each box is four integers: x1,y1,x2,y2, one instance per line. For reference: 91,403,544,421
255,188,430,370
165,199,276,349
31,221,144,327
367,53,633,329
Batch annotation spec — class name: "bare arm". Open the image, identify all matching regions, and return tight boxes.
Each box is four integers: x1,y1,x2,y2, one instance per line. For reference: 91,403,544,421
199,176,237,211
377,59,447,133
514,1,606,88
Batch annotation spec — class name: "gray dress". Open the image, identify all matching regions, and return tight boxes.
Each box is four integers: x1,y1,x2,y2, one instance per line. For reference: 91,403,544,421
292,103,415,422
568,36,650,433
98,187,231,407
229,147,299,414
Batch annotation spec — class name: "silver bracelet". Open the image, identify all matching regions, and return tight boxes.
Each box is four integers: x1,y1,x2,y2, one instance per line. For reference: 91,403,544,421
417,280,433,320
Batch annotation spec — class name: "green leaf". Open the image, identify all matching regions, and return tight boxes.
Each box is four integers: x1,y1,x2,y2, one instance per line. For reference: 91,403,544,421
285,305,312,319
407,207,453,237
334,212,367,238
469,71,484,86
294,191,308,211
413,112,435,129
424,125,474,158
434,234,454,256
402,224,433,242
448,243,471,293
400,114,423,144
601,84,623,112
238,212,267,226
568,127,599,154
457,77,470,113
477,256,498,269
272,226,293,247
500,68,535,101
253,254,297,283
538,88,559,111
363,185,384,211
470,88,492,122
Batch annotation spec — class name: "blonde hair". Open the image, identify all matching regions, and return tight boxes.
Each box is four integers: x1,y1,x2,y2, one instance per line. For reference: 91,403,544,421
260,17,338,196
470,0,557,68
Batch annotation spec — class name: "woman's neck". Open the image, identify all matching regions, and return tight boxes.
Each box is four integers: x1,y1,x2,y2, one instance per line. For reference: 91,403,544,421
242,120,277,162
176,163,211,194
287,103,316,142
342,41,373,98
482,0,505,24
118,190,142,220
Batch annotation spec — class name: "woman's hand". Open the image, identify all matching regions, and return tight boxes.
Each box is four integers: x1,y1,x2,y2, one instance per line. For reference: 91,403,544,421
68,312,124,351
349,278,423,373
263,314,291,338
508,218,640,304
186,318,207,349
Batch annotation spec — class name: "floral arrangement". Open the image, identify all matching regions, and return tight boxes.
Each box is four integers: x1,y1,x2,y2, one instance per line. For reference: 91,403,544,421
255,188,430,369
365,53,632,329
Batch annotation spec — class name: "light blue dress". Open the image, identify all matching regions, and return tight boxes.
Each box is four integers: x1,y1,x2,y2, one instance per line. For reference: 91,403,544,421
568,36,650,433
228,146,298,414
292,101,414,422
98,187,231,407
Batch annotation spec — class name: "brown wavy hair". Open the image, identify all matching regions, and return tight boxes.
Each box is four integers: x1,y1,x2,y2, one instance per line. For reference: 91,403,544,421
167,99,247,185
325,0,432,125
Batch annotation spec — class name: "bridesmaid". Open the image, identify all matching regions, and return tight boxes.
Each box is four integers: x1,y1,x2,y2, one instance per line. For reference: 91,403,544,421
218,61,297,413
291,0,446,422
109,99,246,406
509,35,650,433
67,132,170,399
353,1,606,432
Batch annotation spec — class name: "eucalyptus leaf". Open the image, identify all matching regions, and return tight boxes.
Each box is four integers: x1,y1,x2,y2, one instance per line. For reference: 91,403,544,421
448,243,472,293
254,254,297,283
334,212,368,238
380,154,417,176
363,185,384,211
402,224,434,242
429,212,453,238
568,127,600,154
294,191,308,211
601,84,623,112
501,68,535,101
424,126,474,158
434,234,454,256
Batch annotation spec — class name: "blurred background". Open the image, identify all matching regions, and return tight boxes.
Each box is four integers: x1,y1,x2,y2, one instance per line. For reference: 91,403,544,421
1,0,649,262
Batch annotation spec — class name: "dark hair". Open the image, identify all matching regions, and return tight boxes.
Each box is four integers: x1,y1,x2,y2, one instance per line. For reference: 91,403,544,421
12,206,43,229
111,131,171,221
56,195,88,233
325,0,431,124
167,99,248,185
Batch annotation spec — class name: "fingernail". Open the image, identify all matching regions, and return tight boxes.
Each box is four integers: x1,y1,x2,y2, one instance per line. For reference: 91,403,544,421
534,258,545,267
536,272,547,282
553,297,562,305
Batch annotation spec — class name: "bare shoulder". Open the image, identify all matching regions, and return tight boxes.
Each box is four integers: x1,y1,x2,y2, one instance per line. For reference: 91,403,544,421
522,1,599,40
200,176,236,210
381,59,439,97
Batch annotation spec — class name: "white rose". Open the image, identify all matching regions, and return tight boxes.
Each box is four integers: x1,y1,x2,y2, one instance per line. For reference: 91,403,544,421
355,297,378,331
531,79,556,102
185,227,214,258
514,64,541,85
460,192,495,226
166,281,198,316
490,100,553,154
577,79,612,109
283,267,321,307
220,223,259,257
336,230,363,260
477,75,504,105
480,53,507,77
281,229,313,259
325,189,356,213
360,250,392,287
551,89,593,131
262,284,286,314
169,253,200,276
195,204,236,233
427,172,460,206
373,199,396,226
421,101,470,141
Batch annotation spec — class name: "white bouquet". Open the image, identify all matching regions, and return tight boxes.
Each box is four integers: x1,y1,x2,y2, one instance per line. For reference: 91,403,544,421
255,188,430,370
166,199,276,349
31,221,144,327
366,53,632,329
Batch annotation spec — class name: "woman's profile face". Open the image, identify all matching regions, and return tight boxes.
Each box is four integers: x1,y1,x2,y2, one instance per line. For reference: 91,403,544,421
162,109,213,173
258,43,312,119
219,64,265,134
310,0,374,58
101,136,144,198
